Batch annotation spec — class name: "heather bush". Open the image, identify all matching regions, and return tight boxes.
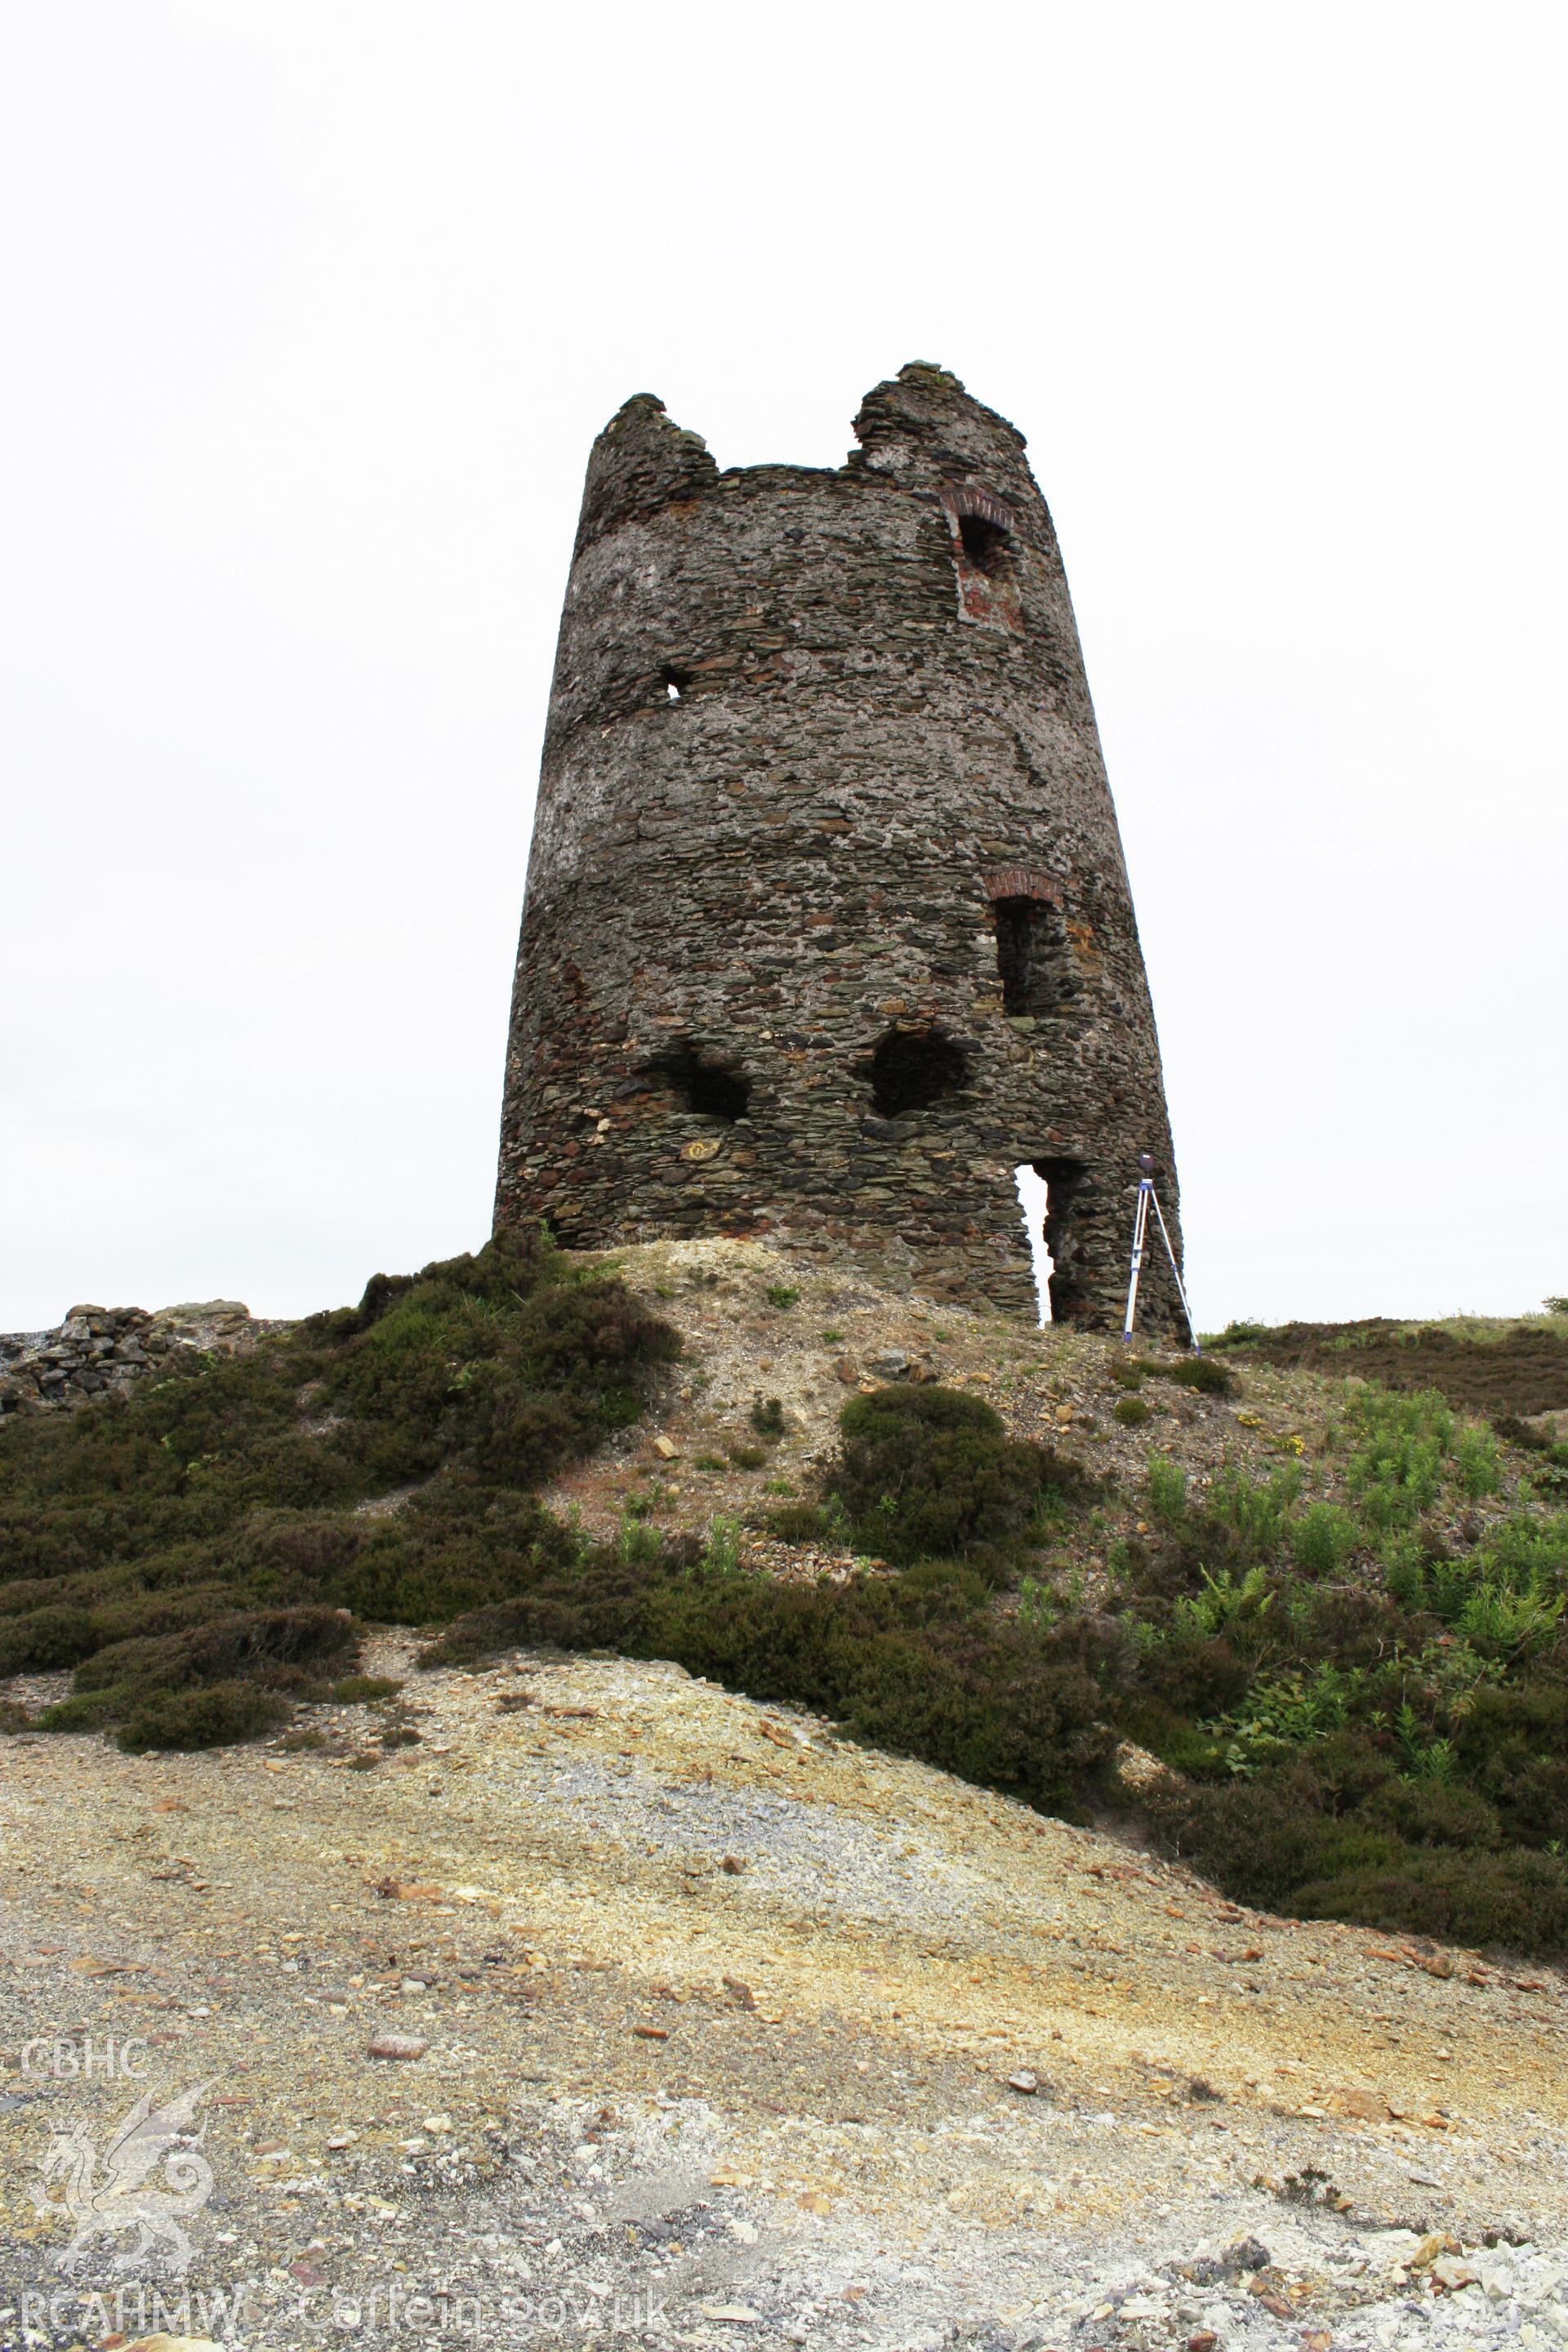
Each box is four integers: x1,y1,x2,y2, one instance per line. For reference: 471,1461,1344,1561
0,1233,675,1745
1164,1356,1239,1398
423,1540,1111,1815
832,1385,1087,1564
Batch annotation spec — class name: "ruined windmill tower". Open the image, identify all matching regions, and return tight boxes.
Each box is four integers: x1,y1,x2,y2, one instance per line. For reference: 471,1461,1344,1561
495,363,1183,1331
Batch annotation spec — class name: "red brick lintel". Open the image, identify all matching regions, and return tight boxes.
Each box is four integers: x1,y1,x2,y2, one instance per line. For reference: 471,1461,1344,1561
982,866,1061,905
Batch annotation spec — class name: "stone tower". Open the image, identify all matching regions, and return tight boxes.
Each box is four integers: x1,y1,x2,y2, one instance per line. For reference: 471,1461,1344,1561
495,363,1184,1330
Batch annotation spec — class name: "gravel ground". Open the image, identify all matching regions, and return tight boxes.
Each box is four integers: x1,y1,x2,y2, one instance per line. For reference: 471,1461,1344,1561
2,1642,1565,2352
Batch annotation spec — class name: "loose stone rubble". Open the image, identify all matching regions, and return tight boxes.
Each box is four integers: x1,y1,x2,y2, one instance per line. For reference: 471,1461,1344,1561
0,1299,277,1418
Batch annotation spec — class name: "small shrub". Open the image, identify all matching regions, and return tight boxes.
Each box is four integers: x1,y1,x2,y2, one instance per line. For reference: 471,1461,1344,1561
833,1385,1076,1565
726,1445,767,1470
0,1232,677,1749
0,1606,99,1674
1165,1356,1239,1398
419,1545,1112,1814
764,1285,800,1310
1113,1396,1151,1428
1146,1455,1187,1528
38,1689,122,1732
768,1502,828,1544
1454,1423,1503,1498
1174,1565,1274,1642
617,1512,664,1567
1290,1504,1359,1577
702,1515,743,1575
330,1675,404,1704
1207,1321,1272,1350
118,1681,286,1753
1294,1846,1568,1951
1455,1579,1563,1659
750,1396,786,1438
1493,1413,1556,1453
1108,1361,1144,1392
1346,1388,1452,1531
1206,1463,1302,1557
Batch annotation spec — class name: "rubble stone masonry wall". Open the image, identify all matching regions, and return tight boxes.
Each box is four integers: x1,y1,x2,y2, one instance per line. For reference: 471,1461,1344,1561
0,1301,276,1419
495,364,1183,1331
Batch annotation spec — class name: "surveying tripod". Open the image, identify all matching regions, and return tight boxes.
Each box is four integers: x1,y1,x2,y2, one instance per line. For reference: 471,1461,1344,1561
1122,1152,1200,1352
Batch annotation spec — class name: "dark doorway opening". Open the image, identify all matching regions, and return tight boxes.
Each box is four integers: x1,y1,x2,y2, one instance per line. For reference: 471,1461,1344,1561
995,897,1067,1017
650,1044,751,1122
1031,1155,1093,1323
870,1028,969,1117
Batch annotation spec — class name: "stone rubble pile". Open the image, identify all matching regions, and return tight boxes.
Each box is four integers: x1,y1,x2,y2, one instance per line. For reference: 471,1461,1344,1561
0,1298,277,1419
1043,2231,1568,2352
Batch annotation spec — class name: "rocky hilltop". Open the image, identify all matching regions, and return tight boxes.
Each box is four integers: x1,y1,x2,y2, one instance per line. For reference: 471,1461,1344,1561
0,1297,278,1418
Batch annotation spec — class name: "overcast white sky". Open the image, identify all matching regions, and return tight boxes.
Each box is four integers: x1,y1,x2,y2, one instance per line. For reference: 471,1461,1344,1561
4,2,1565,1334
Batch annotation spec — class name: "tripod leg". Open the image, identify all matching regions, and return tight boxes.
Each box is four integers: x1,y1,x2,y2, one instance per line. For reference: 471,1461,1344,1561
1149,1187,1201,1353
1122,1183,1151,1343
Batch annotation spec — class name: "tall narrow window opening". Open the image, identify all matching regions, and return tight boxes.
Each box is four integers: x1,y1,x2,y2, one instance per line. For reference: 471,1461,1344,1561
942,488,1024,632
995,896,1067,1016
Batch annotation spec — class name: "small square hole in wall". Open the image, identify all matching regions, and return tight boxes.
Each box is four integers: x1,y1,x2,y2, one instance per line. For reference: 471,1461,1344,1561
646,1041,750,1121
960,513,1009,574
869,1027,968,1117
